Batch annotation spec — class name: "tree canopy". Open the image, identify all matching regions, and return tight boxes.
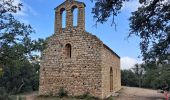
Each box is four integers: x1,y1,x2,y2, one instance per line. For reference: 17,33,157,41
0,0,45,94
121,62,170,89
92,0,170,62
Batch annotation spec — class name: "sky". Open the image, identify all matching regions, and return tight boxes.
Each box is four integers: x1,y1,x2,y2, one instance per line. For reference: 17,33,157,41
13,0,143,69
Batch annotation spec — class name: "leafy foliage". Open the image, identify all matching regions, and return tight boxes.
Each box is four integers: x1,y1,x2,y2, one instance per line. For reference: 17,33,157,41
105,96,114,100
75,92,99,100
91,0,129,25
121,69,138,87
91,0,170,62
0,61,40,93
132,64,145,87
0,87,14,100
58,87,68,98
0,0,45,94
129,0,170,62
122,61,170,89
143,62,170,89
75,92,90,99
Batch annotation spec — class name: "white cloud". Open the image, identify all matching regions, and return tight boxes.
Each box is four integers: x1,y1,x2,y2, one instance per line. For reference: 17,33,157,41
15,1,38,17
121,57,142,69
122,0,141,12
18,18,30,24
2,0,37,17
2,0,38,24
122,0,169,13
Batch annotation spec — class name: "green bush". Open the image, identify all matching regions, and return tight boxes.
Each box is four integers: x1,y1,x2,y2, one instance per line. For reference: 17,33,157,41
0,87,15,100
18,96,25,100
105,96,114,100
58,87,68,98
75,92,99,100
75,92,89,99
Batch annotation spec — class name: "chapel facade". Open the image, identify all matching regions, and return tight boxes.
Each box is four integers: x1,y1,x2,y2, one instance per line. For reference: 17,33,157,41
39,0,121,99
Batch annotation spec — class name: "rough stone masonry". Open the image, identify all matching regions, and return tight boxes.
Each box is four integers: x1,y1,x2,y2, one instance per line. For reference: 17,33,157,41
39,0,121,99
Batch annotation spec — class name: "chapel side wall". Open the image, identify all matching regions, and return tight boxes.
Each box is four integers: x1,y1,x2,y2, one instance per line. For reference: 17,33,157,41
39,30,103,98
101,46,121,98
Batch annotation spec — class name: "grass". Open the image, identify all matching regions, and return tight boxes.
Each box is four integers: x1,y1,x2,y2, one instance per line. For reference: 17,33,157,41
8,95,114,100
11,90,115,100
36,96,114,100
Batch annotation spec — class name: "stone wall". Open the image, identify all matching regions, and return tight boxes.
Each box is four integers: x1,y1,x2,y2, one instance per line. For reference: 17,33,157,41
39,29,121,99
39,29,104,98
101,45,121,98
54,0,85,33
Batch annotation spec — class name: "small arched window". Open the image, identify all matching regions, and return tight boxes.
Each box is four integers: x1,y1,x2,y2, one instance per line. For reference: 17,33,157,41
72,6,78,27
65,44,71,58
60,8,66,28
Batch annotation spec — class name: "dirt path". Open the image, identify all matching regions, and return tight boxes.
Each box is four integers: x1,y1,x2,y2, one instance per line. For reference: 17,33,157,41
23,87,168,100
23,91,37,100
116,87,166,100
25,96,34,100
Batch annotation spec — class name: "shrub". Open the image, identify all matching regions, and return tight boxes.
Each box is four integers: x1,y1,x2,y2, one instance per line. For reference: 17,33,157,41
18,96,25,100
105,96,114,100
75,92,90,99
58,87,68,98
75,92,99,100
0,87,15,100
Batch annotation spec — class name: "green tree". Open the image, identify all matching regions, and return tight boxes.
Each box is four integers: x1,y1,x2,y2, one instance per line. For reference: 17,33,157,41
91,0,170,62
0,0,45,94
143,62,170,89
129,0,170,62
121,62,170,89
132,64,145,87
91,0,128,25
121,69,138,87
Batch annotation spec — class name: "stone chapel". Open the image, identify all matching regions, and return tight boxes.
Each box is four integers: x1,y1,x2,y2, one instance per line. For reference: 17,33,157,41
39,0,121,99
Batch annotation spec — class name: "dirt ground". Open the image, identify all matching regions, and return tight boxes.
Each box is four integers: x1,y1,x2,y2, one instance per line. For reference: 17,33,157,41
115,86,166,100
23,87,168,100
